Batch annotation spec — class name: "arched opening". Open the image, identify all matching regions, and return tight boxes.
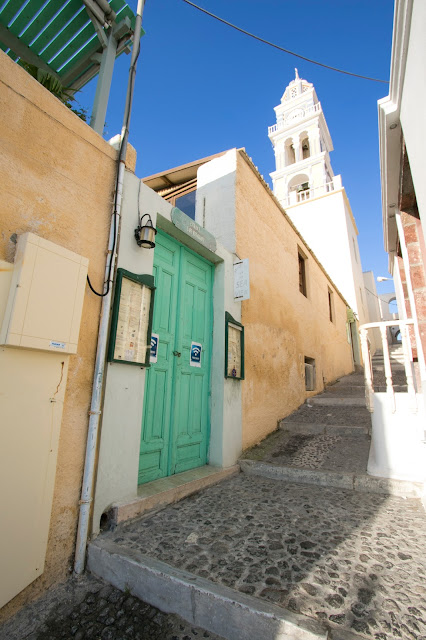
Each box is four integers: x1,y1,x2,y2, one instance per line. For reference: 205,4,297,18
288,174,310,193
288,174,310,202
300,133,310,159
284,138,296,166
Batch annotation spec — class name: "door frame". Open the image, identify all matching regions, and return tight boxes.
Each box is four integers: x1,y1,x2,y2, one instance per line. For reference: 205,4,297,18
138,230,214,483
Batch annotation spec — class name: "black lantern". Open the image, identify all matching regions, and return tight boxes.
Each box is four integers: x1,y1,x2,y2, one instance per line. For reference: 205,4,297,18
134,213,157,248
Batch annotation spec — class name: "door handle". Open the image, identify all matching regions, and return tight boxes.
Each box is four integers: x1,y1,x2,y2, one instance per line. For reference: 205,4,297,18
173,351,181,357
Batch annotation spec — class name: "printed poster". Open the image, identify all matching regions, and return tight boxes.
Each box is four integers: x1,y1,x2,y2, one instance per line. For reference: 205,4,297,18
190,341,202,368
114,278,152,363
227,323,242,378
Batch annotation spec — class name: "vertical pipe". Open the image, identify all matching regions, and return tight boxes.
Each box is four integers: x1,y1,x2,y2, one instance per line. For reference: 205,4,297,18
74,0,146,575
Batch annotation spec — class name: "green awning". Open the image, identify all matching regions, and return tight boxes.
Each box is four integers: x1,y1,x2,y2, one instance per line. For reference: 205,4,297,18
0,0,138,90
0,1,144,133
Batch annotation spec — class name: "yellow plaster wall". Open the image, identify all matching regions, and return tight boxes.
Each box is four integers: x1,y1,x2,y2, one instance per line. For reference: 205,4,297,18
0,52,117,618
235,152,353,450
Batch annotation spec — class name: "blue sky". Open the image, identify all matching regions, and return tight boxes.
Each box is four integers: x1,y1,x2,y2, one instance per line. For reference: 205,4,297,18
79,0,396,294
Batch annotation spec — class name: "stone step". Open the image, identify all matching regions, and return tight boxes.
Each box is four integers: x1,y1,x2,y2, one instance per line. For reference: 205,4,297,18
103,465,239,529
239,459,424,498
88,540,329,640
307,397,366,406
282,404,371,429
279,421,370,435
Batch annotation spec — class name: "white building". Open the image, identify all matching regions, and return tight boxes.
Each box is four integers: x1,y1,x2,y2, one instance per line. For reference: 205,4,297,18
269,70,368,326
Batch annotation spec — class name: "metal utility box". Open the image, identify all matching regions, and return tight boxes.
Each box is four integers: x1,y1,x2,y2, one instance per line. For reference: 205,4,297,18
0,233,88,354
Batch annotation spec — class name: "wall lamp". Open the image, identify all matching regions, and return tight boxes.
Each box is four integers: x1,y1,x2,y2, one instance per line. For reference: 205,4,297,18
135,213,157,249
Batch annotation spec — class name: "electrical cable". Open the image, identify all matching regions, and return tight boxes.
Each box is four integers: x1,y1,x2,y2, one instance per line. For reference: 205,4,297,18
86,40,141,297
180,0,389,84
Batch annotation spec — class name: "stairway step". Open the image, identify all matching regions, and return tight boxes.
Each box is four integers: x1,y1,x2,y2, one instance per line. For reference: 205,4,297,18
308,397,366,406
279,421,369,435
239,459,423,498
88,540,328,640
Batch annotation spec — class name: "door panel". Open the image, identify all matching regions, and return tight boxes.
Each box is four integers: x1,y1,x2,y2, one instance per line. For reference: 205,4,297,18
139,233,213,484
138,234,180,484
170,248,212,475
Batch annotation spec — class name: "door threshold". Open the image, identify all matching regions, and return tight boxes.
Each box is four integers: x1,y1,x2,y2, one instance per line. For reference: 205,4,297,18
105,465,240,529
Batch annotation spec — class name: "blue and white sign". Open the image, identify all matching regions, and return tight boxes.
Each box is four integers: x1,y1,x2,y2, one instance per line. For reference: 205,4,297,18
150,333,159,363
190,341,202,368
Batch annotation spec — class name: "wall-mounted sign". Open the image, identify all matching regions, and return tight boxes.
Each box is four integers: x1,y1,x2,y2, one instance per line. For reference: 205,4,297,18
150,333,159,363
190,341,202,367
234,259,250,300
108,269,155,367
225,312,244,379
171,207,217,253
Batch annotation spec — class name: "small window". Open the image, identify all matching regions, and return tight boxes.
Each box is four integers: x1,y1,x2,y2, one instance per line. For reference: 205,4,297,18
298,251,307,297
175,190,196,220
304,356,316,391
328,288,335,322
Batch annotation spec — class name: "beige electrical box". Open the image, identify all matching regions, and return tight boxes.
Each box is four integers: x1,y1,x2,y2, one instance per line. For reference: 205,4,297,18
0,233,88,354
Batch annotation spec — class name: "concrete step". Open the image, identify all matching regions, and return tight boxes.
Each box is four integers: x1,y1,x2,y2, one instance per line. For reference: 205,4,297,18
282,404,371,429
103,465,239,529
279,421,370,435
239,459,424,499
88,539,329,640
307,397,366,406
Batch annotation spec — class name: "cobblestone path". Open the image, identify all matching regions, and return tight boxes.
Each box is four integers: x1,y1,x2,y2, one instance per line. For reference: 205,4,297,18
102,473,426,640
0,574,225,640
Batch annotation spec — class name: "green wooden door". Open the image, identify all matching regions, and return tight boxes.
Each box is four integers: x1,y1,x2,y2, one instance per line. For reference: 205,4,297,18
138,231,213,484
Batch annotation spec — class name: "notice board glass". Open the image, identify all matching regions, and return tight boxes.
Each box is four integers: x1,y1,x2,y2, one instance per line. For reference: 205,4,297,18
108,269,155,367
225,312,244,379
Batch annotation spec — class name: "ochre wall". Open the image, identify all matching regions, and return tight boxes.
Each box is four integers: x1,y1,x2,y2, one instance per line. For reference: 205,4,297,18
235,152,353,450
0,52,117,619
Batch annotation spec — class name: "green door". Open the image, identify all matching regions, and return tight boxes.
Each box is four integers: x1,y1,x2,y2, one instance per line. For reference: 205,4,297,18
138,231,213,484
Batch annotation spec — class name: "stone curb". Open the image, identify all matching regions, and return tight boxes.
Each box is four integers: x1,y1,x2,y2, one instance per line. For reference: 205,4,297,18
279,422,370,435
88,540,328,640
239,459,424,498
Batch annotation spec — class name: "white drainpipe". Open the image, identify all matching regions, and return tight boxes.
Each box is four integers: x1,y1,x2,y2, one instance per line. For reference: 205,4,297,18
74,0,146,575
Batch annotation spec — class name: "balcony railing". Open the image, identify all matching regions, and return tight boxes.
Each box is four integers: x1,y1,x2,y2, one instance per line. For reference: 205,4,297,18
268,102,322,136
283,181,335,207
359,320,417,413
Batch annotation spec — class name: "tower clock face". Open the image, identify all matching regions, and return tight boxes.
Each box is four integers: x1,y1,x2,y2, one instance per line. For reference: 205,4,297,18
287,108,304,121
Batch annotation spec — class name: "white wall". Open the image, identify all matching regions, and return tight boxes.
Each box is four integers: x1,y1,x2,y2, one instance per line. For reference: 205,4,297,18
400,0,426,246
196,150,237,254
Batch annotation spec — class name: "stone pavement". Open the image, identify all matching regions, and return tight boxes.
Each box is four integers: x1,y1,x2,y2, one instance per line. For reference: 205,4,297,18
93,474,426,640
4,370,426,640
0,573,225,640
89,371,426,640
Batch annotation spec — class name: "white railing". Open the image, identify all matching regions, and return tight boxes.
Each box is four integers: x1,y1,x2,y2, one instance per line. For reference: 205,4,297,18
268,102,321,135
359,320,416,413
283,181,334,207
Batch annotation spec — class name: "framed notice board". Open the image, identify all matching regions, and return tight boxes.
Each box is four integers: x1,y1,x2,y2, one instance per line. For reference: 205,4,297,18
225,312,244,379
108,269,155,367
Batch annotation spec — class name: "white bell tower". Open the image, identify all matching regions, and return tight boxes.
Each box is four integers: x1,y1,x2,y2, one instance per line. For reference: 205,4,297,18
269,69,336,206
268,70,369,326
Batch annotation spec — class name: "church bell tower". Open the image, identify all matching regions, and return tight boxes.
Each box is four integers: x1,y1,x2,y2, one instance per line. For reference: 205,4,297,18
269,69,337,207
268,70,368,326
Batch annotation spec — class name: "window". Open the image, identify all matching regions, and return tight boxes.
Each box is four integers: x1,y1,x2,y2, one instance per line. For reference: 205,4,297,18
298,251,307,296
304,357,316,391
175,190,196,220
328,288,335,322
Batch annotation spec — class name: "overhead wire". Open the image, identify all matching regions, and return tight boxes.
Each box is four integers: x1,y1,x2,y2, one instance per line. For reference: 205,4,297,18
180,0,389,84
